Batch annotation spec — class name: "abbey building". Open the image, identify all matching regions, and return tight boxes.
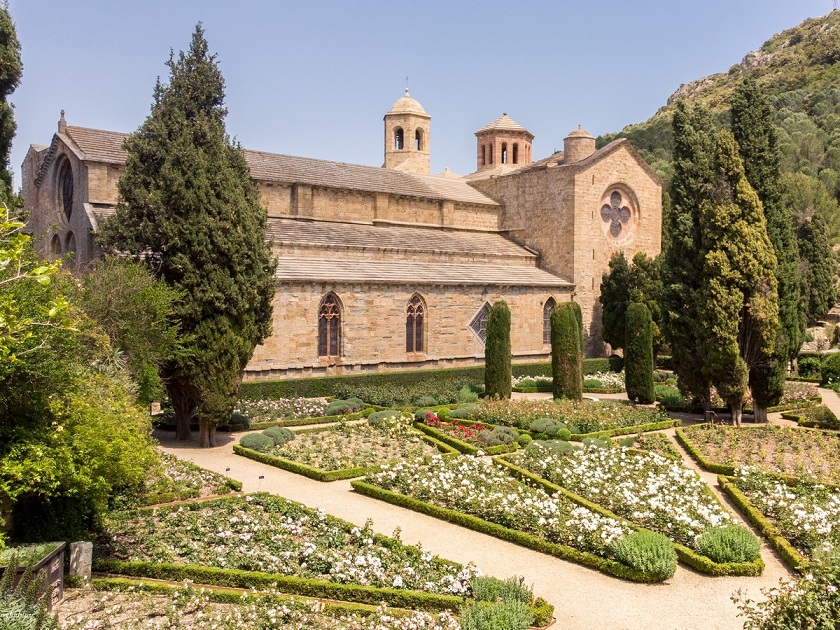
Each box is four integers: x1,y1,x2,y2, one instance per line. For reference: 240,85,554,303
22,91,661,379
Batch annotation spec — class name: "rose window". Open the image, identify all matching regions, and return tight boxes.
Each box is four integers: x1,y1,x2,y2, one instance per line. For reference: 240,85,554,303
600,189,634,239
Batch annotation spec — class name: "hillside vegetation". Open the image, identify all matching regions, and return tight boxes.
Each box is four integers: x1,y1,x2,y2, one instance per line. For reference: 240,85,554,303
599,10,840,239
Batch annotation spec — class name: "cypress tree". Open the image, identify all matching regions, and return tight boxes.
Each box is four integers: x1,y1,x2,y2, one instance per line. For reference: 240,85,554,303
0,5,21,205
551,302,582,400
697,130,779,427
484,301,512,399
625,302,655,404
732,77,802,421
662,101,716,409
99,25,276,447
599,252,630,351
798,212,837,324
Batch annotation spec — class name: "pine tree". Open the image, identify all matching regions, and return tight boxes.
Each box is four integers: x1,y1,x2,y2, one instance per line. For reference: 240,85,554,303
697,130,779,426
732,77,802,421
99,25,276,447
551,302,582,400
0,5,21,204
625,303,655,404
484,301,512,399
662,101,716,409
798,212,837,324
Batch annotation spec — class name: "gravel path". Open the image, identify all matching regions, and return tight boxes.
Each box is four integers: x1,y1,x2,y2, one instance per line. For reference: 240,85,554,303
156,392,802,630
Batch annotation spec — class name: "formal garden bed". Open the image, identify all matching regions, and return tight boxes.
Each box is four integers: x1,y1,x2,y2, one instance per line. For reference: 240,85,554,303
500,442,763,575
614,432,682,460
232,397,372,430
473,399,677,439
676,423,840,483
782,404,839,430
658,381,820,413
512,371,625,394
412,411,521,456
353,454,682,582
133,452,242,506
234,412,456,481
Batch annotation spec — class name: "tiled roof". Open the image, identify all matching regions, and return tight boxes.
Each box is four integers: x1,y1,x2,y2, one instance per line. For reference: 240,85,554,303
60,126,497,206
275,257,573,287
267,218,534,259
476,113,532,135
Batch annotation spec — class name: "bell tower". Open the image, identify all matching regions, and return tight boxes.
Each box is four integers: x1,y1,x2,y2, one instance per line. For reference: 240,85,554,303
474,113,534,172
383,88,430,174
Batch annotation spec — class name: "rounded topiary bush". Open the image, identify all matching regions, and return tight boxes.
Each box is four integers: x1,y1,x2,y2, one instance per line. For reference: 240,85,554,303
820,353,840,386
526,439,578,455
625,302,655,404
582,437,610,449
414,395,439,408
480,426,519,447
449,403,479,420
528,417,571,440
695,525,760,563
263,426,295,446
239,433,274,453
367,409,402,428
325,398,365,416
414,408,437,422
517,433,533,447
797,355,822,379
609,531,677,581
228,412,250,431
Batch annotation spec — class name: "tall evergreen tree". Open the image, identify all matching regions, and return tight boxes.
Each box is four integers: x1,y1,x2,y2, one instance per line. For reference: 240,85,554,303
484,301,512,399
551,302,582,401
625,302,655,404
99,25,276,447
732,77,802,421
798,212,837,325
697,130,779,426
0,4,21,204
662,101,716,409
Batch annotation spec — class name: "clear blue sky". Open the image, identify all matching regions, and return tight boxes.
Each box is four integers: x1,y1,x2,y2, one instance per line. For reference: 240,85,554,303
6,0,833,188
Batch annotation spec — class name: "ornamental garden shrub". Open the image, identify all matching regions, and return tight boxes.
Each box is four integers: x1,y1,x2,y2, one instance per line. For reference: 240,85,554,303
324,398,365,416
0,557,60,630
695,524,760,563
470,575,532,604
449,403,479,420
414,395,439,407
525,439,578,456
799,404,839,429
655,384,692,411
820,352,840,386
609,531,677,581
480,426,519,446
797,355,822,379
625,302,655,404
551,303,582,400
485,301,512,399
459,384,480,403
239,433,274,453
367,409,403,428
459,600,533,630
529,418,572,440
263,426,295,446
517,433,532,447
227,412,250,430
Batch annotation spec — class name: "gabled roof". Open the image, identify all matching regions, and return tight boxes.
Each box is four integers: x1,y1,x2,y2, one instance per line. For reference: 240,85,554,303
38,125,498,206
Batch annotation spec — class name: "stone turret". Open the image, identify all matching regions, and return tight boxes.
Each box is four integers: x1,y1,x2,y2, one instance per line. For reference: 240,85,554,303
563,126,596,163
383,89,430,174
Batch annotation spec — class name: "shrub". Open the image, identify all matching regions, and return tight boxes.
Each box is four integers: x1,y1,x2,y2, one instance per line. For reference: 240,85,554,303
414,408,436,421
528,417,570,440
797,355,822,379
695,525,760,563
367,409,402,428
469,575,532,604
609,531,677,581
414,395,438,407
458,384,480,403
262,426,295,446
239,433,274,453
655,384,692,411
0,557,60,630
459,600,533,630
517,433,533,447
625,302,655,404
324,398,365,416
582,437,610,449
449,403,479,420
480,426,519,447
801,404,839,429
551,302,582,400
820,352,840,386
485,301,512,399
227,412,250,431
526,439,578,456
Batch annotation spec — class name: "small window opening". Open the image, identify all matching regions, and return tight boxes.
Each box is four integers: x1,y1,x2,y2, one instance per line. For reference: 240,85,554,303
406,294,425,353
415,128,423,151
501,142,508,164
543,297,556,346
395,128,404,150
318,293,342,357
512,143,519,164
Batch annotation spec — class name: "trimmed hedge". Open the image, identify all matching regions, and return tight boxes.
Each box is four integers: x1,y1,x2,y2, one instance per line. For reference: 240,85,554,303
412,421,517,456
551,303,583,401
568,419,681,441
350,480,662,583
494,457,764,577
248,409,369,431
90,559,463,612
717,475,807,571
624,303,655,404
233,432,458,482
239,359,624,400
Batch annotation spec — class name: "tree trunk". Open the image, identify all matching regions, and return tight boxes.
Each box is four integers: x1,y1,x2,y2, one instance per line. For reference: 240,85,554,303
167,378,197,441
753,404,768,423
732,403,743,427
199,419,217,448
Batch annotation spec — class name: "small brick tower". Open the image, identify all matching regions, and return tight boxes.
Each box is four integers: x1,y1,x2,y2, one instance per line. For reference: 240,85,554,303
474,113,534,172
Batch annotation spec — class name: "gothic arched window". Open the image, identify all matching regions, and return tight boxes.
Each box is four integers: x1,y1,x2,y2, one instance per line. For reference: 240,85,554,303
543,297,556,345
406,294,426,353
50,234,62,257
395,127,404,150
59,161,74,221
318,293,342,358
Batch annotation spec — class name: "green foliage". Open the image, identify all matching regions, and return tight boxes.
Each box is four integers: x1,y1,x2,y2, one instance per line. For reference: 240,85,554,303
480,426,519,447
0,557,60,630
797,404,839,430
526,439,579,456
820,352,840,386
459,599,533,630
414,395,438,407
655,384,692,411
324,399,365,416
458,384,479,403
625,302,655,404
796,212,837,325
696,525,761,564
517,433,532,447
484,301,512,399
239,433,274,453
797,355,822,378
367,409,402,428
99,25,276,446
609,531,677,581
551,302,582,400
449,403,479,420
469,575,532,605
528,418,571,440
0,5,21,204
262,426,294,446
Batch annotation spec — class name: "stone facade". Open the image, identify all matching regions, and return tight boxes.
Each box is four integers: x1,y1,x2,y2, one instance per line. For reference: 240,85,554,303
21,92,660,379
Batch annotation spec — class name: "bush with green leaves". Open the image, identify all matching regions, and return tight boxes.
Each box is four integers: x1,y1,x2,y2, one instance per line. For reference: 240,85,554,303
262,426,295,446
695,525,761,564
324,398,365,416
625,303,655,404
470,575,532,605
525,439,579,456
517,433,532,447
528,417,571,440
239,433,274,453
797,355,822,379
799,404,839,429
459,600,533,630
480,426,519,447
458,384,480,403
414,395,438,408
449,403,479,420
609,530,677,581
820,352,840,386
551,302,582,400
655,384,692,411
367,409,404,428
0,557,59,630
227,412,250,430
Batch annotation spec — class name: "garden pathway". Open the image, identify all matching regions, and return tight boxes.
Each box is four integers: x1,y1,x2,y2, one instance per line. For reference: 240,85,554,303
158,405,794,630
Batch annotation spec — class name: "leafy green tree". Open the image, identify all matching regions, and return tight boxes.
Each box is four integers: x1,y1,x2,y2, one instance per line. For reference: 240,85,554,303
625,302,655,404
0,4,21,205
732,77,803,421
99,25,276,447
484,301,511,399
783,171,840,242
697,130,779,427
797,212,837,325
662,101,716,409
75,258,185,405
551,302,582,400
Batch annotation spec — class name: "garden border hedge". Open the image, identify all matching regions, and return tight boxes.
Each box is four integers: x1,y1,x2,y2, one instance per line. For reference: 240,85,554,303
247,409,369,430
349,482,663,583
781,410,840,431
716,475,807,572
493,456,764,577
233,431,458,482
412,421,518,456
569,418,681,441
90,560,464,613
